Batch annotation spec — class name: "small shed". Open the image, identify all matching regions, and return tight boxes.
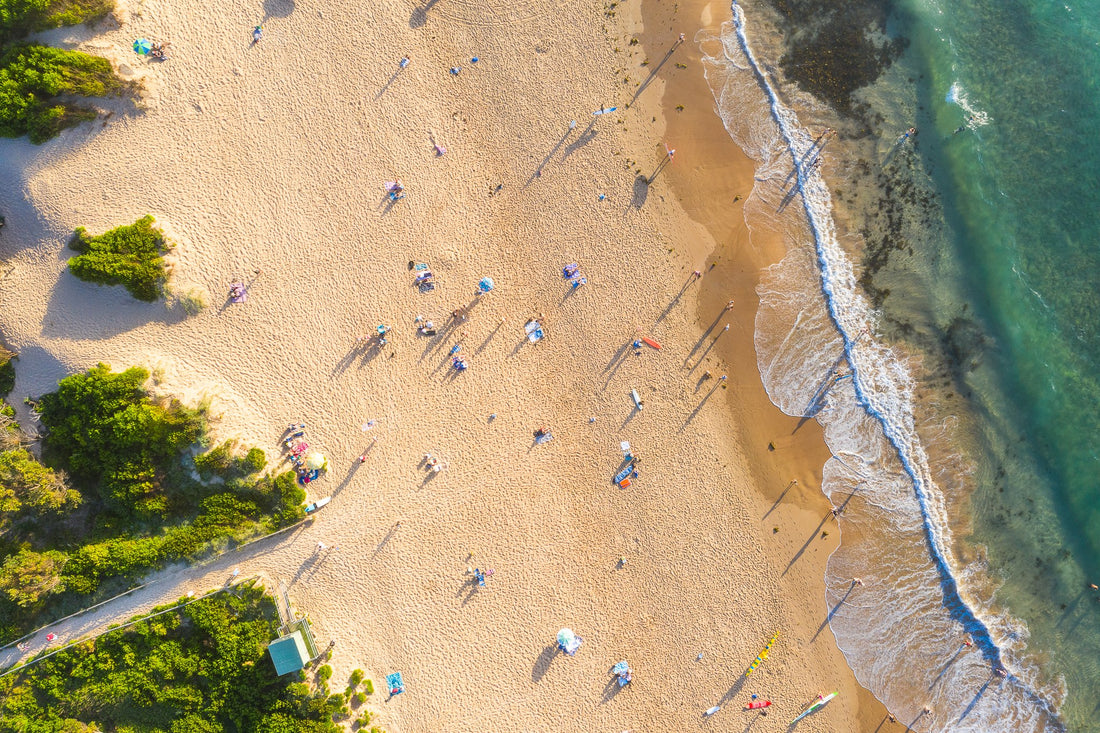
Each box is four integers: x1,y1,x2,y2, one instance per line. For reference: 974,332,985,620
268,630,310,676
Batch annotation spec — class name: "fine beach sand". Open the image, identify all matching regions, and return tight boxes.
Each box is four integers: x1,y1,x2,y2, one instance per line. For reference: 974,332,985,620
0,0,895,729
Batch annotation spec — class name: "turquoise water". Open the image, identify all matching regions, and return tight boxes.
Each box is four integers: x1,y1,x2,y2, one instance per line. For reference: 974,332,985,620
883,0,1100,728
706,0,1100,728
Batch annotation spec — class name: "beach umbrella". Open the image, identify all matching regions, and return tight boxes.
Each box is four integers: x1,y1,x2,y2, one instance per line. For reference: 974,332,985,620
305,452,327,471
133,39,152,55
557,628,575,647
478,277,494,293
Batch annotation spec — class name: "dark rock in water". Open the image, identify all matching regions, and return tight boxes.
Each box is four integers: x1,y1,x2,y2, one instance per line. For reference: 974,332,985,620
941,316,990,375
762,0,908,119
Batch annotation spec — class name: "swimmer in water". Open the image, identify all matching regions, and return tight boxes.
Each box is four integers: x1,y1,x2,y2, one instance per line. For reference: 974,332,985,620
953,115,976,135
903,127,917,138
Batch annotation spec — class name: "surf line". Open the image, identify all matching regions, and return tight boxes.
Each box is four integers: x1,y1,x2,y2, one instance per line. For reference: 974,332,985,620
726,0,1059,721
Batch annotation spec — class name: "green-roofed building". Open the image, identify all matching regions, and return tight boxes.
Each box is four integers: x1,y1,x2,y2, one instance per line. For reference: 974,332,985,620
268,629,310,675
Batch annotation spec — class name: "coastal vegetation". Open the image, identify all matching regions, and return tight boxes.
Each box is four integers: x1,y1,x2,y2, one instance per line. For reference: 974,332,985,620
68,216,169,301
0,363,305,644
0,0,114,44
0,0,127,143
0,581,349,732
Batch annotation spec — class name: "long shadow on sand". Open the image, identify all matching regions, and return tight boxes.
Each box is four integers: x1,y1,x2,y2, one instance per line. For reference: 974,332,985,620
781,512,833,576
810,582,857,642
263,0,294,20
630,40,683,104
42,273,184,340
531,644,558,683
409,0,441,27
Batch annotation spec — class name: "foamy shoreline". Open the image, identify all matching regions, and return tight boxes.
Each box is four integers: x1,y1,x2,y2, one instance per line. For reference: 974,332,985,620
0,0,888,728
705,2,1064,731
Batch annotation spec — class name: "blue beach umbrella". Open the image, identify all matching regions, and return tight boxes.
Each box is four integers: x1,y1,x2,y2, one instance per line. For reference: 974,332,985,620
133,38,152,55
478,277,494,293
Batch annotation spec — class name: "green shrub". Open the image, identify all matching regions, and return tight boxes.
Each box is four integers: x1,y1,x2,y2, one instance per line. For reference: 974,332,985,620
36,363,205,518
195,442,268,481
0,447,80,517
0,363,302,644
244,447,266,473
349,668,364,686
363,678,373,695
0,43,126,143
0,548,67,606
317,664,332,683
0,351,13,396
0,584,342,731
193,439,234,479
353,691,367,705
0,0,114,45
68,215,169,301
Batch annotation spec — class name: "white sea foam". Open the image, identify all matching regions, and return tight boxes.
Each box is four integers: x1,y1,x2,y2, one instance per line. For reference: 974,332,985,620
700,4,1064,730
947,80,990,128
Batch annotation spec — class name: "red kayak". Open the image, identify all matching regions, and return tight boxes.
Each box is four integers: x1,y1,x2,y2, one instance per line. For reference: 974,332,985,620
745,700,772,710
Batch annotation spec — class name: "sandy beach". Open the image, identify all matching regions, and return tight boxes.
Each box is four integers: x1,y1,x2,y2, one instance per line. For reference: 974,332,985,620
0,0,895,729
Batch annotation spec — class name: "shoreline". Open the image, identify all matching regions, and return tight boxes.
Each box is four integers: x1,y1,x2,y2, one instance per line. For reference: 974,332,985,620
627,0,895,728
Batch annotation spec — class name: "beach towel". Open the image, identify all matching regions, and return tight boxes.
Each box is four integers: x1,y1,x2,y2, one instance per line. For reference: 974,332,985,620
386,672,405,695
525,321,544,343
535,432,554,445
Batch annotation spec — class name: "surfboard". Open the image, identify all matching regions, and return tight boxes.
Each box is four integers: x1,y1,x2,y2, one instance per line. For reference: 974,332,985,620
791,692,837,724
641,337,661,349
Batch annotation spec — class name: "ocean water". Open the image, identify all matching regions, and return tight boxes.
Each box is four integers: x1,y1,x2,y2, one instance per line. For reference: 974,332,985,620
700,0,1100,730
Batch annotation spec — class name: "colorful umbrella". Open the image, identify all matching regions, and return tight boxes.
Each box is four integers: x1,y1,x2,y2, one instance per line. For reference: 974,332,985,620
478,277,494,293
133,39,152,55
305,452,327,471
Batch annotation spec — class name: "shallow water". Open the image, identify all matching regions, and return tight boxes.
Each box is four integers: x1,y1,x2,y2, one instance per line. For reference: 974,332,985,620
700,0,1100,728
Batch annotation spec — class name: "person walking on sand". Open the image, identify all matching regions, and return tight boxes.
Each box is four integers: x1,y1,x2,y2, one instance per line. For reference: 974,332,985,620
399,55,411,69
252,25,263,45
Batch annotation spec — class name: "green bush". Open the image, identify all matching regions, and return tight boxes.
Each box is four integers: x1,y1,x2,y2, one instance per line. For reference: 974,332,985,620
0,583,342,732
68,215,169,301
195,441,267,480
363,678,373,695
0,0,114,45
0,363,306,643
317,664,332,683
0,43,126,143
0,447,80,517
0,350,13,396
244,447,267,473
353,691,367,705
194,439,234,479
0,548,67,607
36,363,204,518
349,668,364,686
